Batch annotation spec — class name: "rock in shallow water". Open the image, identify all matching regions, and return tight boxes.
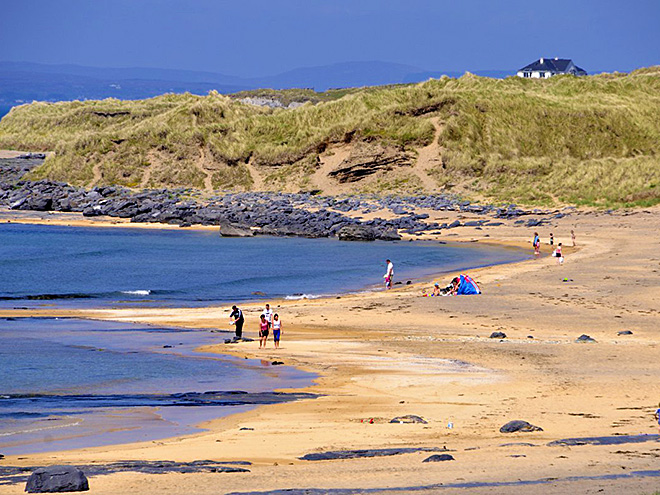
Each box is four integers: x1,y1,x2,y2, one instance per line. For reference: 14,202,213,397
25,465,89,493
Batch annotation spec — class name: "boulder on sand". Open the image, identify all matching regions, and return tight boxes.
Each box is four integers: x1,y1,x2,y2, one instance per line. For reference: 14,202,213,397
389,415,427,424
576,334,596,343
499,420,543,433
422,454,455,462
489,331,507,339
26,465,89,493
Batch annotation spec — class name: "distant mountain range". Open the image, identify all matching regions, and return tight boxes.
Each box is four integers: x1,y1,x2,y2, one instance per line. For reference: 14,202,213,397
0,60,512,111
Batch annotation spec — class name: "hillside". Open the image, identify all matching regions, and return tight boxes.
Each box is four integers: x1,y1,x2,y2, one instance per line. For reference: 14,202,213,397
1,68,660,207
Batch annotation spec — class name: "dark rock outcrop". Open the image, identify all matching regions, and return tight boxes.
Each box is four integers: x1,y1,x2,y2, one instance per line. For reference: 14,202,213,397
489,331,507,339
2,460,250,486
299,447,450,461
576,334,596,343
547,434,660,447
0,157,564,242
337,224,378,241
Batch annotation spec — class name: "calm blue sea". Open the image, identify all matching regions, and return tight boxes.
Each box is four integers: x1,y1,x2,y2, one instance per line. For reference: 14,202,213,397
0,223,529,307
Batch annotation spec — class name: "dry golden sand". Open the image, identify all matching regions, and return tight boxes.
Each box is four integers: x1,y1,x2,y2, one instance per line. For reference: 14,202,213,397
1,207,660,494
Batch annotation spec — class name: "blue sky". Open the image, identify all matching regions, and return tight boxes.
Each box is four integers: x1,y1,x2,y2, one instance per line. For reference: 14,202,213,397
1,0,658,75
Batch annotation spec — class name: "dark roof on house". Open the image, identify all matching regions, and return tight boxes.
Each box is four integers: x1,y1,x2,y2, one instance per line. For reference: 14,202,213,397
519,58,586,74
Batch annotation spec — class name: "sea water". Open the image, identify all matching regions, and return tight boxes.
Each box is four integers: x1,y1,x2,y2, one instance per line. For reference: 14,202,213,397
0,317,313,455
0,223,529,307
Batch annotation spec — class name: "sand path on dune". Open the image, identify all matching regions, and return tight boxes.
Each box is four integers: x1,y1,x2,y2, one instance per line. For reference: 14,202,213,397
1,207,660,494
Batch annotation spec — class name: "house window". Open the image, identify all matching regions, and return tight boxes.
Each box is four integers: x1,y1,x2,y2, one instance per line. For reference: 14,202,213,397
524,72,531,78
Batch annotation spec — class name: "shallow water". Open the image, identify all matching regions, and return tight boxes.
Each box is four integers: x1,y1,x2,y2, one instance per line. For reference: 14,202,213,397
0,317,314,455
0,223,530,308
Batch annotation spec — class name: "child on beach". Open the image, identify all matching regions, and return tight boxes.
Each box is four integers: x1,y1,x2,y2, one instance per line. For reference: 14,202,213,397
532,232,540,256
272,313,282,349
553,243,564,264
258,314,269,349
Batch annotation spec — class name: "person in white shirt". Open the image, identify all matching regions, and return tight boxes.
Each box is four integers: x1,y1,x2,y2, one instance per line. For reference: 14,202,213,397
263,303,273,329
384,259,394,289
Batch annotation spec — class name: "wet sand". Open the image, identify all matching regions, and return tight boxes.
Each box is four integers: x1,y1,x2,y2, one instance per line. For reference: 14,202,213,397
1,206,660,494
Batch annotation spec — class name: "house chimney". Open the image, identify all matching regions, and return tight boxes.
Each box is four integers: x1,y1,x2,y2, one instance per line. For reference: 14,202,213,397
540,57,544,64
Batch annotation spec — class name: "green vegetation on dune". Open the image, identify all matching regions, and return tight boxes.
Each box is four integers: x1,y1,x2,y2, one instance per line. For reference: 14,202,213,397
1,67,659,206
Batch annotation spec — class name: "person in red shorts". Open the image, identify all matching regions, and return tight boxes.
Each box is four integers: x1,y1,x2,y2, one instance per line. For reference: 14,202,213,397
258,314,269,349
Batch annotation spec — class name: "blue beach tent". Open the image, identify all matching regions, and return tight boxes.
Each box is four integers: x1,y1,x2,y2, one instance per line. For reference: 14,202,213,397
457,274,481,295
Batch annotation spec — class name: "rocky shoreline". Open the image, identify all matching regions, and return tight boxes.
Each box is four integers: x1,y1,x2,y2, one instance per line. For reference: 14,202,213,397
0,156,566,240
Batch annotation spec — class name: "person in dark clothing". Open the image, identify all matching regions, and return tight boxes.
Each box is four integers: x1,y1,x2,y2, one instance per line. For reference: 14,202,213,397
229,305,244,339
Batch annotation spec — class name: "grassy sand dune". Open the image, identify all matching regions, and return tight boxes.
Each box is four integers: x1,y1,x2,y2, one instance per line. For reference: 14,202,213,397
1,67,659,205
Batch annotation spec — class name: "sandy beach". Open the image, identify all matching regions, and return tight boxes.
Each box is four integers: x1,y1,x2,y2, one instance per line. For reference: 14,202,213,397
1,206,660,494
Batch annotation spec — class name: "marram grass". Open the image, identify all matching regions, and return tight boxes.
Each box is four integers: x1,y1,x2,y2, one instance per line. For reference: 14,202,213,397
1,67,659,207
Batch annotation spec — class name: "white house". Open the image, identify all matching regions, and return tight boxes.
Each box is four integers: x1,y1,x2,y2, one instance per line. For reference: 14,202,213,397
517,58,587,79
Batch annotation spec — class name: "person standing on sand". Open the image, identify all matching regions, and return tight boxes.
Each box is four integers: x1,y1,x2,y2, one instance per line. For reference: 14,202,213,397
532,232,541,256
571,229,576,247
384,259,394,289
655,403,660,431
258,314,269,349
549,233,554,246
263,303,273,329
272,313,282,349
229,305,244,339
554,243,564,265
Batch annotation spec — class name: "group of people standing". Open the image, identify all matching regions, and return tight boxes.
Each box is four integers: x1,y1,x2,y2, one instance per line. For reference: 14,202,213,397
230,303,282,349
532,229,576,264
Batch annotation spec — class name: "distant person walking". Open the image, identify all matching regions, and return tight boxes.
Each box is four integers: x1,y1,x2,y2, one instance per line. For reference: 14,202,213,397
272,313,282,349
229,305,244,339
258,314,269,349
384,259,394,289
571,229,576,247
549,233,554,246
532,232,541,257
263,303,273,329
